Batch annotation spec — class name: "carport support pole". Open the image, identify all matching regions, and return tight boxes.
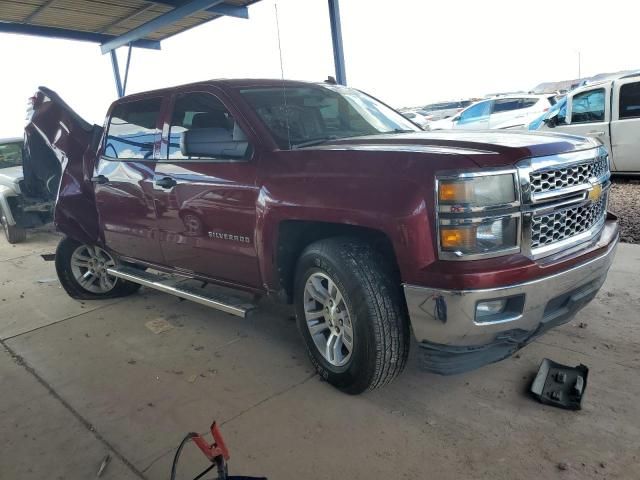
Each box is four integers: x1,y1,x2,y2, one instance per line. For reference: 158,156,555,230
110,50,124,98
328,0,347,85
122,43,133,96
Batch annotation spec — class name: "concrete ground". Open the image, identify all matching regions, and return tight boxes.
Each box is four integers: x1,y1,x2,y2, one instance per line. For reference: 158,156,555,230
1,230,639,480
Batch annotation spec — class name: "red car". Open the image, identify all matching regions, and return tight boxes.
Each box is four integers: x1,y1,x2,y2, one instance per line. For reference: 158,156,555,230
25,80,618,393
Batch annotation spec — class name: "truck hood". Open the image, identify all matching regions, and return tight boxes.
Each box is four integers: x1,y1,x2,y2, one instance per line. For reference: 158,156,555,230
304,130,598,168
0,166,24,187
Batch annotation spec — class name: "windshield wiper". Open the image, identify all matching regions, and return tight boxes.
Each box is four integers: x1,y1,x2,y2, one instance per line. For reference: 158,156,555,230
389,129,416,134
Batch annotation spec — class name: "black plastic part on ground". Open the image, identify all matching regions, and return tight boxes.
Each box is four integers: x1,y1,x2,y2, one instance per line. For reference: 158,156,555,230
530,359,589,410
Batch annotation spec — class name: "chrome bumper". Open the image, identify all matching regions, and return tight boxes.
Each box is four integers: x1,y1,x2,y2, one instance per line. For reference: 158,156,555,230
404,222,618,373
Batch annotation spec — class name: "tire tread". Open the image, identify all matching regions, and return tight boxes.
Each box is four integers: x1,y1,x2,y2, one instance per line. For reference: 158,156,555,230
297,237,410,392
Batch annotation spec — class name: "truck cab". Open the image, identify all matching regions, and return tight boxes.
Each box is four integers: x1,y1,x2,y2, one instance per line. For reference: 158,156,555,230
531,72,640,174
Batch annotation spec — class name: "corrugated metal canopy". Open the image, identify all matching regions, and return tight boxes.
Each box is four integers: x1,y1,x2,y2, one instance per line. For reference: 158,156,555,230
0,0,262,50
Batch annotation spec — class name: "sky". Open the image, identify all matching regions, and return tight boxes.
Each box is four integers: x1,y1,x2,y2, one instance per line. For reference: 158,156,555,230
1,0,639,137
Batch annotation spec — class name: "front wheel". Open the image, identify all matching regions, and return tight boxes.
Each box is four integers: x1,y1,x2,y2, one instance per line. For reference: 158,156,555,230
55,237,141,300
294,237,410,394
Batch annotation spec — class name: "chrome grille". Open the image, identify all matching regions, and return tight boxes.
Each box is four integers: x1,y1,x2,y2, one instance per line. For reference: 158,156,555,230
530,155,608,195
531,193,607,249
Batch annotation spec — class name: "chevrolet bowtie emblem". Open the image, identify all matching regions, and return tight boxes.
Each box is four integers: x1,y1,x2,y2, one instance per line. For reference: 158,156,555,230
587,178,603,202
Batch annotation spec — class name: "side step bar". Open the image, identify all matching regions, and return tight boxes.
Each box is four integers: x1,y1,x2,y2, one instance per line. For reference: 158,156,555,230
107,266,255,318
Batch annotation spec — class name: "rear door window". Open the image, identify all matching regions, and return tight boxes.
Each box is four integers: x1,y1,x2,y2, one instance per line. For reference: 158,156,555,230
571,89,605,123
492,98,523,113
522,98,539,108
619,81,640,119
492,98,538,113
104,98,162,159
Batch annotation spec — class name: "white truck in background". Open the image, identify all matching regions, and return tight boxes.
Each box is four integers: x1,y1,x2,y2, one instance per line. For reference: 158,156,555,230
532,72,640,174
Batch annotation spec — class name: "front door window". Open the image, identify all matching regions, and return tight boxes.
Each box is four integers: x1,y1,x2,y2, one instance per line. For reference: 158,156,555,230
168,93,249,161
458,101,491,125
571,89,605,123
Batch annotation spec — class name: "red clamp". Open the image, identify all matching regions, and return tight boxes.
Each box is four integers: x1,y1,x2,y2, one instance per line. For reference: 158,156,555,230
191,422,230,462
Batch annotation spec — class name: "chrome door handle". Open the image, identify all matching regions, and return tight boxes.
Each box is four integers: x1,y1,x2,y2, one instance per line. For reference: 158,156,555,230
155,177,177,189
589,131,605,137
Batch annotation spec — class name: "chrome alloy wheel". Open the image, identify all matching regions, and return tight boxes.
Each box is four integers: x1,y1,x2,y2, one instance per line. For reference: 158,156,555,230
303,272,354,367
70,245,117,294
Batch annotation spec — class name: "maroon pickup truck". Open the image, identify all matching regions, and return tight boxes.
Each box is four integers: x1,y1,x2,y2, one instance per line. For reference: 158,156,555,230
25,80,618,393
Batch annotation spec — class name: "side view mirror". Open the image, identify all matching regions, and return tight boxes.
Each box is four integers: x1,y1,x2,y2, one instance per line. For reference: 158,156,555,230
180,125,249,159
452,115,461,122
543,112,558,128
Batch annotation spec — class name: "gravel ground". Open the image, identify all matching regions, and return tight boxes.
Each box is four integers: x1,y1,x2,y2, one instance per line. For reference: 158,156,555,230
609,178,640,243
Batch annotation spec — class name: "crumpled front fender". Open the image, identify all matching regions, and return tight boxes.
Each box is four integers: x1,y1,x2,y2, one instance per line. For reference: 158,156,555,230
25,87,103,245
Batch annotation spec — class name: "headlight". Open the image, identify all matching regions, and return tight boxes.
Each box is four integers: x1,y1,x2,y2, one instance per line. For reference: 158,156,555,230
438,174,516,207
437,171,520,260
440,216,518,255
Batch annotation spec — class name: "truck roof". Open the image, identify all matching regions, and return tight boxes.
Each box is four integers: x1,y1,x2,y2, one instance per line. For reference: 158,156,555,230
576,71,640,90
117,78,332,102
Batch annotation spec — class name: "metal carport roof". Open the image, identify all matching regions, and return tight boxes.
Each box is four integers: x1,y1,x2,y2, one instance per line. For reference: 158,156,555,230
0,0,348,96
0,0,260,49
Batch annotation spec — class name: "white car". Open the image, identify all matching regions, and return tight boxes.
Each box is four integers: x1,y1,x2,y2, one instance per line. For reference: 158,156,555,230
401,110,430,129
429,95,555,131
530,72,640,173
418,100,473,122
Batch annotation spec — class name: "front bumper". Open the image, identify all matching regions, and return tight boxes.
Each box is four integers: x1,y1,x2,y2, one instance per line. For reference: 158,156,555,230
403,220,619,374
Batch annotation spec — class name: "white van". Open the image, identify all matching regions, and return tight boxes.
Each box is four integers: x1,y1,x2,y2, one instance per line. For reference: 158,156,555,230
531,72,640,174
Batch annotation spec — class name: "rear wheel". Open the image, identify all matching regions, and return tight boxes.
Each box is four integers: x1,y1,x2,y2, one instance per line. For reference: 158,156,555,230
294,237,410,394
1,212,26,244
55,237,141,300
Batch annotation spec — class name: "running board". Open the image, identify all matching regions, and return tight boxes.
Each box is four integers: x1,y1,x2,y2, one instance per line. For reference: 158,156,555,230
107,266,254,318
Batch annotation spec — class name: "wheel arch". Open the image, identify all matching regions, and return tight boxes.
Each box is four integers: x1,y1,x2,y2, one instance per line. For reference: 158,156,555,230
273,220,401,303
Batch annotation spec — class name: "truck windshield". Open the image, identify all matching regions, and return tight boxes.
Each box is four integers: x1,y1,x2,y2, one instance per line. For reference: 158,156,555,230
239,84,420,149
0,141,23,168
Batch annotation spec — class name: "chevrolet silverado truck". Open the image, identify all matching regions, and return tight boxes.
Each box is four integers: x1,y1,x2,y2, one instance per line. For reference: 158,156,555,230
25,80,619,393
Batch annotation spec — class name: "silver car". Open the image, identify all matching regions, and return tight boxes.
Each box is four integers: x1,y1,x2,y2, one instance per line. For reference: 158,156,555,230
0,137,56,243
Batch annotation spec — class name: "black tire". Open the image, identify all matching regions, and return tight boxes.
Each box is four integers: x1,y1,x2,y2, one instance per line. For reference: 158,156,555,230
2,218,27,244
294,237,410,394
55,236,142,300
